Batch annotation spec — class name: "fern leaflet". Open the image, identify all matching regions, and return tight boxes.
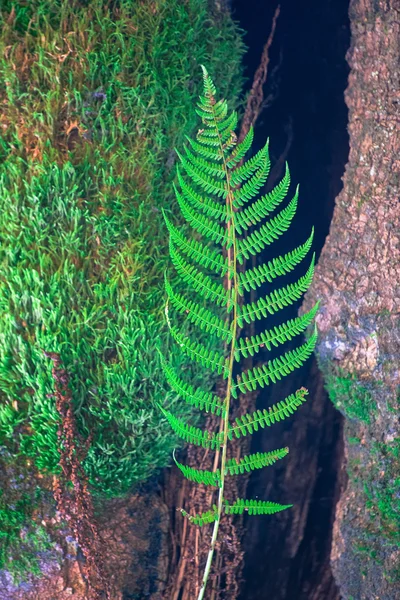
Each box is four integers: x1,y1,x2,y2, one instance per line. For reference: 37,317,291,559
225,447,289,474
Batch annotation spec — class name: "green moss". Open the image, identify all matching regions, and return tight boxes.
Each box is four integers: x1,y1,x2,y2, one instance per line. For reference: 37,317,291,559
0,0,245,496
348,436,361,445
325,369,377,423
363,438,400,544
0,0,246,581
0,450,55,584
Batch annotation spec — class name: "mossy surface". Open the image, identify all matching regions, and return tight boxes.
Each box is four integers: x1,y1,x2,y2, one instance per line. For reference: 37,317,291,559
0,0,246,582
325,368,377,423
0,448,55,584
335,404,400,595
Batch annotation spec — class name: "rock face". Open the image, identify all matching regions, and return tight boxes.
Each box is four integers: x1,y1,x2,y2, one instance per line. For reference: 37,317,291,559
0,492,170,600
303,0,400,597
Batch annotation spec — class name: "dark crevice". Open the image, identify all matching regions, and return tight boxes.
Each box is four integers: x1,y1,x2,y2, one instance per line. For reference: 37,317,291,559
229,0,351,598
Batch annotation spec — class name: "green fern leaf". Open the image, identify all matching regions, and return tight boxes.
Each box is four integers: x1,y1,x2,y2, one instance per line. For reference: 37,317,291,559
228,388,309,438
234,162,291,233
174,453,221,487
215,110,239,139
224,498,292,516
185,135,224,162
233,329,317,397
232,152,272,208
237,256,315,326
235,302,320,360
176,168,227,221
163,211,228,277
169,241,231,308
160,357,226,417
236,188,298,263
174,186,227,245
225,447,289,475
183,145,226,179
230,140,270,187
159,66,320,590
195,130,222,148
180,507,219,527
176,149,228,197
167,322,229,377
200,64,217,96
226,126,254,167
195,98,228,123
165,275,232,342
238,229,314,293
158,405,222,449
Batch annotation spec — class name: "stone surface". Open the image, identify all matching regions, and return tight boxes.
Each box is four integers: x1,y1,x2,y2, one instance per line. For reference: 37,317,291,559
0,492,170,600
303,0,400,597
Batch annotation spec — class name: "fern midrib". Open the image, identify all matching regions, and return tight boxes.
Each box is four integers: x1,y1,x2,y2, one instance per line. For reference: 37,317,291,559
197,96,240,600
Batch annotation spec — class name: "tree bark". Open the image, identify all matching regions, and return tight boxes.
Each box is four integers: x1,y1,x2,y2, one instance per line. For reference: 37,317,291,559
303,1,400,598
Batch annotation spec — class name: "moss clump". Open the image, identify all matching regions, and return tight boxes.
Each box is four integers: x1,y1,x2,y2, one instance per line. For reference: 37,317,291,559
0,448,55,584
325,369,377,423
0,0,246,582
363,438,400,544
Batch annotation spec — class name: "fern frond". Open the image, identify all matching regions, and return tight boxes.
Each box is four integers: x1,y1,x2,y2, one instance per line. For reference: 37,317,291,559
185,135,224,161
158,405,222,449
169,241,231,308
238,229,314,292
225,447,289,475
234,163,291,233
176,168,227,221
180,507,218,526
182,145,226,179
228,388,309,437
160,357,226,417
163,211,228,277
160,66,320,588
224,499,292,516
174,453,221,487
236,189,298,263
215,110,239,141
167,320,229,377
230,140,270,187
195,98,228,122
176,149,227,197
237,256,315,326
233,329,318,397
235,302,320,360
175,187,227,245
165,276,232,342
195,130,222,148
200,64,217,97
231,152,271,208
226,127,254,167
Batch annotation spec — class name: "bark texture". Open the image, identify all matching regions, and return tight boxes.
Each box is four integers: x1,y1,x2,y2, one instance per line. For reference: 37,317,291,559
303,1,400,597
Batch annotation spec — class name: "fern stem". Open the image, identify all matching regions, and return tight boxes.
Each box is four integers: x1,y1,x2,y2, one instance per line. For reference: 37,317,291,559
197,95,239,600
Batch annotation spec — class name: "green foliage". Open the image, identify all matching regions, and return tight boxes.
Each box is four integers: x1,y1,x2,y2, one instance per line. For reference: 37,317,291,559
225,447,289,474
0,450,55,584
365,438,400,542
224,498,293,516
0,0,245,582
174,447,289,487
326,369,377,423
228,389,309,438
180,498,293,526
0,492,52,583
0,0,245,502
159,63,318,574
